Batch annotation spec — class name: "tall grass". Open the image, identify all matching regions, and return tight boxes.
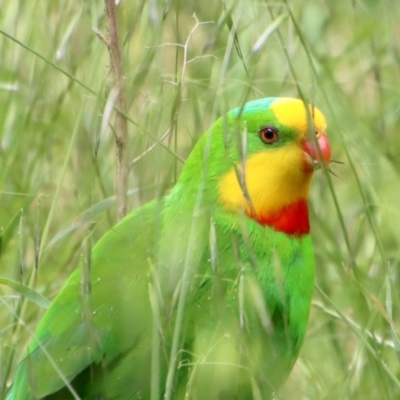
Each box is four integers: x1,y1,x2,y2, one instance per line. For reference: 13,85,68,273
1,0,400,399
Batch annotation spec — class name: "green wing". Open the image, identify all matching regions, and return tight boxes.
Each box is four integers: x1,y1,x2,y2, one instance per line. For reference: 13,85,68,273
12,201,158,399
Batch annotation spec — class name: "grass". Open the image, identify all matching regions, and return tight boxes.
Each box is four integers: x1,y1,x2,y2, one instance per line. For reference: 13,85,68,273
1,0,400,398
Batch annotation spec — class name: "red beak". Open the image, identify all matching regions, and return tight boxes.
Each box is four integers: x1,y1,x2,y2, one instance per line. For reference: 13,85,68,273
302,133,331,168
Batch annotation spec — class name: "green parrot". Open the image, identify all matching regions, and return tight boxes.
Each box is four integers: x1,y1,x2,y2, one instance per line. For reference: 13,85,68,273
9,97,331,399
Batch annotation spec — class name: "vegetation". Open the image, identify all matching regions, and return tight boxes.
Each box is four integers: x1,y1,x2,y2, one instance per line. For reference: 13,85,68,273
1,0,400,398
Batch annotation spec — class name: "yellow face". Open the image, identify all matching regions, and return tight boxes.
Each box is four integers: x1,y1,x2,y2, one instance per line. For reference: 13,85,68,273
218,98,329,220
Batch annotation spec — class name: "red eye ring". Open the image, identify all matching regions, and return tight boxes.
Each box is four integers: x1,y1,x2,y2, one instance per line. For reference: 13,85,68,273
259,126,279,144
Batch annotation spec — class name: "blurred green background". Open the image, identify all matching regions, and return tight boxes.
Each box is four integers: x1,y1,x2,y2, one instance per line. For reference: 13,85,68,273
1,0,400,399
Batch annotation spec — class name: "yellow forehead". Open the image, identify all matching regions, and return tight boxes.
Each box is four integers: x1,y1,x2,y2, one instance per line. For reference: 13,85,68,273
271,98,327,135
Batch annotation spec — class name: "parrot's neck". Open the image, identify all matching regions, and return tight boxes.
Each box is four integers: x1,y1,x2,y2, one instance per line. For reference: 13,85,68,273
249,199,310,237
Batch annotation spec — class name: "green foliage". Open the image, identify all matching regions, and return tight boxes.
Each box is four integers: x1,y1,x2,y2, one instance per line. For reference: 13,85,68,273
1,0,399,399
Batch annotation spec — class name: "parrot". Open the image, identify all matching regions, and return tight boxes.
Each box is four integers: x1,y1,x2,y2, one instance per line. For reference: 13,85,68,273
9,97,331,399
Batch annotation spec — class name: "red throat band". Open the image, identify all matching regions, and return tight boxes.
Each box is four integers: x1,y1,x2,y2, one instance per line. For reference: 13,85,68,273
250,199,310,237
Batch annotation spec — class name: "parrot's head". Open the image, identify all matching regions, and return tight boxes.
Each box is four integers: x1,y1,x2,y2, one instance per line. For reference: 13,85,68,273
213,97,331,236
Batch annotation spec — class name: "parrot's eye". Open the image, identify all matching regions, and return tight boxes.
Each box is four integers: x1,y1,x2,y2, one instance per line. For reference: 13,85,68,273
259,126,279,144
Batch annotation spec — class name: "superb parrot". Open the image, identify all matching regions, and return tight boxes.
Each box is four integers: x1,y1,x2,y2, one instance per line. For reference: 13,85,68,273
9,97,331,399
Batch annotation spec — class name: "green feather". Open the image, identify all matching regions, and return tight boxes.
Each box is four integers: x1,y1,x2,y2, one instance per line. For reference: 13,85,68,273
10,97,317,400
